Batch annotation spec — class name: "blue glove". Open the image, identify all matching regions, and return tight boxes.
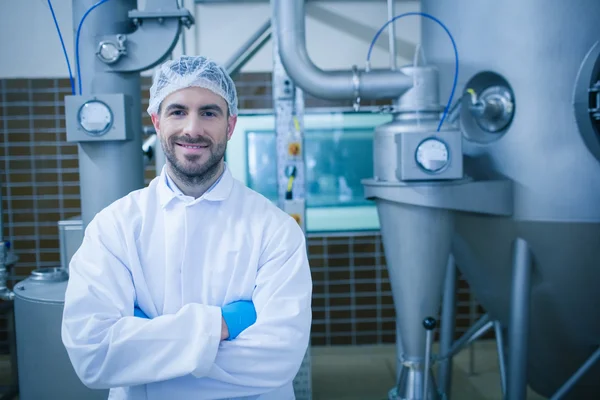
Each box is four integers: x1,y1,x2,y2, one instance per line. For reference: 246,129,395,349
134,306,149,319
221,300,257,340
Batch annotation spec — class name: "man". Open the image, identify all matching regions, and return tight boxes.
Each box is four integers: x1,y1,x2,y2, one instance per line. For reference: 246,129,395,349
61,55,313,400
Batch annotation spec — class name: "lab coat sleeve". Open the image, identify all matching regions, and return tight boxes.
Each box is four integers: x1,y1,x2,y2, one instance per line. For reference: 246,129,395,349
61,212,222,389
197,217,313,397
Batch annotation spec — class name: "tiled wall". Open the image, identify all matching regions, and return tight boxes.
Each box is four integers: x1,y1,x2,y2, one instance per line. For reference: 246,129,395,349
0,73,488,353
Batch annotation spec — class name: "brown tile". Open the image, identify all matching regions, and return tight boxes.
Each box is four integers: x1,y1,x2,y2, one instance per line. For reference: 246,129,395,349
33,118,57,130
382,334,396,343
62,172,80,182
5,106,29,116
309,257,325,268
31,79,56,89
5,79,29,89
40,252,60,263
329,297,351,307
36,173,59,184
356,322,378,332
8,159,32,170
37,186,59,196
311,323,326,334
12,226,35,236
311,269,324,283
57,79,72,89
381,307,396,319
39,239,59,249
11,199,33,210
63,199,81,209
355,282,377,293
330,336,353,345
312,283,324,295
354,269,376,280
381,295,394,305
312,297,325,308
308,244,324,255
38,225,58,236
33,145,58,156
355,256,377,267
63,186,80,196
35,159,58,169
327,243,349,255
60,145,78,155
352,241,376,253
355,296,378,306
328,257,349,268
13,239,36,250
10,186,33,196
7,133,30,143
312,310,325,321
329,270,350,281
381,280,392,292
9,173,32,183
12,212,35,224
356,308,378,319
355,334,378,345
34,132,58,142
330,310,351,320
61,158,79,168
4,92,29,102
330,283,351,294
15,253,35,263
310,336,326,346
7,146,31,157
329,323,352,333
32,92,57,102
6,119,30,130
37,198,60,209
381,321,396,332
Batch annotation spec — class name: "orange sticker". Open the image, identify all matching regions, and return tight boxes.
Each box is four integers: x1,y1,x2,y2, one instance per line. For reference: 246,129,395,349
290,213,302,225
288,142,301,156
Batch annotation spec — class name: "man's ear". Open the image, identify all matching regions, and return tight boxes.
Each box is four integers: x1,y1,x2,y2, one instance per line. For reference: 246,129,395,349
151,113,160,135
227,115,237,141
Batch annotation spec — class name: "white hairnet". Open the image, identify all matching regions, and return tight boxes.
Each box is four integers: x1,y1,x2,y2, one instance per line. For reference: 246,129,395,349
147,55,238,117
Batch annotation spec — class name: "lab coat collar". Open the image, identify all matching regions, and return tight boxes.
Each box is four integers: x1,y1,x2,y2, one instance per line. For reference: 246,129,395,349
157,163,234,208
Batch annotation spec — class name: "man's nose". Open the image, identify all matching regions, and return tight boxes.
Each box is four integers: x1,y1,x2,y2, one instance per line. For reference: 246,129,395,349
182,115,203,136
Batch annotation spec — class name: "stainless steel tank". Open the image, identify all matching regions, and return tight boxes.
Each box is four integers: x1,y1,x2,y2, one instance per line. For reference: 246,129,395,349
420,0,600,397
13,267,108,400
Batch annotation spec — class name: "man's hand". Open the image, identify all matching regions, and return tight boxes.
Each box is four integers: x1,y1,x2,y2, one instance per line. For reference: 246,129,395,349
221,316,230,340
221,300,257,341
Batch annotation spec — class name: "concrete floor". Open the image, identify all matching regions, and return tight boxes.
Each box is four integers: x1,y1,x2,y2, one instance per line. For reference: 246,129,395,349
310,340,548,400
0,339,549,399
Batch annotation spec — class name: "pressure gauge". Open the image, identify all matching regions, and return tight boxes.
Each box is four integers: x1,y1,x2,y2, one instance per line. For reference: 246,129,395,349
78,100,113,136
415,138,450,173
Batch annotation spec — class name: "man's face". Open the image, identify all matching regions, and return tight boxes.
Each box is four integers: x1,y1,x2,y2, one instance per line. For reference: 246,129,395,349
151,87,237,182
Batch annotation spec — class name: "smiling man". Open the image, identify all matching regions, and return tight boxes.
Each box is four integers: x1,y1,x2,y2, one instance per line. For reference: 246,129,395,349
61,56,313,400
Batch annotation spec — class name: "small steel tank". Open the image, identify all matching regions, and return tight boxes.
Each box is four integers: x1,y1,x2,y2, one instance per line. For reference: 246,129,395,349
13,267,108,400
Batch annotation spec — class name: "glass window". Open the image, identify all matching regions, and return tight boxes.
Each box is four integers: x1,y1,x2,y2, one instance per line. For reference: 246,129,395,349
246,127,375,208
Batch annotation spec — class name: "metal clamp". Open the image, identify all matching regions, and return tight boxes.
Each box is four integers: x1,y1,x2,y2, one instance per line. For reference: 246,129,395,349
96,34,127,65
352,65,361,112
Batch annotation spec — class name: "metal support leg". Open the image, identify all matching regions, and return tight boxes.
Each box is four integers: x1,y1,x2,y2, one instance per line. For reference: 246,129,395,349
549,346,600,400
494,321,507,397
438,255,456,399
507,238,533,400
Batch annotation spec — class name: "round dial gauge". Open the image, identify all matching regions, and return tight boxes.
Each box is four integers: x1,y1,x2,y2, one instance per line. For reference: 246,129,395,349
97,42,120,64
415,138,450,173
78,100,113,135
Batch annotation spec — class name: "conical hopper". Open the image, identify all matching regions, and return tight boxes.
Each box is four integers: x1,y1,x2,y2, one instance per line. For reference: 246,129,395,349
376,199,454,361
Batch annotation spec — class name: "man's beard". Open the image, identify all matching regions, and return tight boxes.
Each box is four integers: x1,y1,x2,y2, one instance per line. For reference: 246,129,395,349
160,133,227,187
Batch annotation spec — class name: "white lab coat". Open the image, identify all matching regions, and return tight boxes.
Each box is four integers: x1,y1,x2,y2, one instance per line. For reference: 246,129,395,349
61,164,313,400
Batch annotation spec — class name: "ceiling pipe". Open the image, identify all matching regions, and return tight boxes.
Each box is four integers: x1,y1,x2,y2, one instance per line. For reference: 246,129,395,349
273,0,413,100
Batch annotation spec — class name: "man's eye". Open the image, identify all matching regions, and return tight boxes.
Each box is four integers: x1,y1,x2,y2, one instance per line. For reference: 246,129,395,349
203,111,215,117
170,110,184,116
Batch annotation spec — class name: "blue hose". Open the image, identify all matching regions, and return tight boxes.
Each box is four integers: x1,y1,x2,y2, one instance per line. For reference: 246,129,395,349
75,0,112,95
46,0,75,95
367,12,459,132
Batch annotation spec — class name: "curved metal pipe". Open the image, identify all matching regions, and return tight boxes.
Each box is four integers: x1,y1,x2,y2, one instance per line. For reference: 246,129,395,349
274,0,413,100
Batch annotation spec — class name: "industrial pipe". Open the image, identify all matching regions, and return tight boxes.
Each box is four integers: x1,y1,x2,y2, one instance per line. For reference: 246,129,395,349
273,0,413,100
